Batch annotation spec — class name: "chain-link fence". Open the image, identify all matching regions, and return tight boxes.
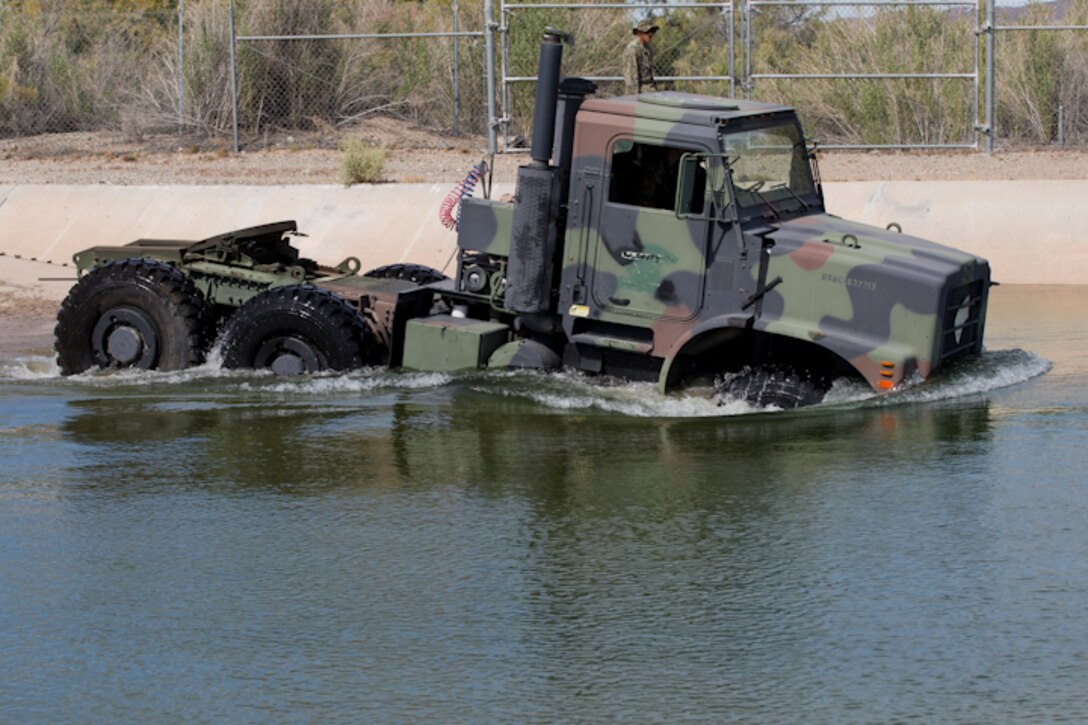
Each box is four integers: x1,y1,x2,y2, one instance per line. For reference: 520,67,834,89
0,3,183,139
745,0,980,149
229,0,488,150
985,0,1088,149
2,0,1088,151
497,1,736,149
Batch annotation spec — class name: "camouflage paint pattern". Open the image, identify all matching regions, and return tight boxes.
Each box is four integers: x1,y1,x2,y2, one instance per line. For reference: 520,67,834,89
487,339,561,369
758,214,987,390
557,94,769,380
521,91,984,394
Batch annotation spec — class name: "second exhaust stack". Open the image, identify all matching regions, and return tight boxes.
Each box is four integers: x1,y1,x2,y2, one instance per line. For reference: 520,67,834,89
529,30,565,166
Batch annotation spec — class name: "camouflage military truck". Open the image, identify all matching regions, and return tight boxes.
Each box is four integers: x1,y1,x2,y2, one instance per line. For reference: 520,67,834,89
54,31,990,408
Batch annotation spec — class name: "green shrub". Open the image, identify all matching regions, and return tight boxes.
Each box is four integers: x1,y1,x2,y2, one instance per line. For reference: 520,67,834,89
340,139,386,185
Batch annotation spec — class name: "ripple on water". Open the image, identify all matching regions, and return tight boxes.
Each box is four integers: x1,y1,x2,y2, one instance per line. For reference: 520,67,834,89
0,355,59,380
0,348,1051,418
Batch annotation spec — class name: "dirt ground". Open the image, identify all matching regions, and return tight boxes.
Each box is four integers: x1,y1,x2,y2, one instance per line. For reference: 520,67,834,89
2,121,1088,186
0,257,66,356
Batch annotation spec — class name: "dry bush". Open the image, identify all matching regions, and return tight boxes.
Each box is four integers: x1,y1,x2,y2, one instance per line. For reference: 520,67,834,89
996,0,1088,144
996,4,1062,143
171,0,237,135
501,6,631,139
753,6,976,145
340,138,386,184
4,0,1088,147
225,0,487,138
0,1,174,135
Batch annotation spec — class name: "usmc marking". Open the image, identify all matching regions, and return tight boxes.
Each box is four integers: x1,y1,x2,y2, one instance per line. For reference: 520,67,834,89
821,272,878,292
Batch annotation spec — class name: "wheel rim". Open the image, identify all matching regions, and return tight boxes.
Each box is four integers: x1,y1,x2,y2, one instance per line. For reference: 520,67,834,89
91,305,160,369
254,336,325,375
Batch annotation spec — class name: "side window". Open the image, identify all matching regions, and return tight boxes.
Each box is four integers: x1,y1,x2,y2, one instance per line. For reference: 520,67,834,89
608,140,704,213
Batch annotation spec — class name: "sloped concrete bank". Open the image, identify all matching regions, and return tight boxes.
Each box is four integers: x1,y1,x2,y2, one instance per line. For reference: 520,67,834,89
0,181,1084,285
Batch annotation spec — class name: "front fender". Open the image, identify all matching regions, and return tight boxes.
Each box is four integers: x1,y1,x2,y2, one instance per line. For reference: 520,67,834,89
657,312,752,392
752,316,923,392
657,313,919,394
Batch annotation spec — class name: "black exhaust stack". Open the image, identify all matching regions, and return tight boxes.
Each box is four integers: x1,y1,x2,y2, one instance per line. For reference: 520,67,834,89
505,31,568,315
529,30,565,167
505,31,597,318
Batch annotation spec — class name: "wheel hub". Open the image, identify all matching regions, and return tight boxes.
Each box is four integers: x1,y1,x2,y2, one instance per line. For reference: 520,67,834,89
106,326,143,364
91,306,159,369
255,337,324,375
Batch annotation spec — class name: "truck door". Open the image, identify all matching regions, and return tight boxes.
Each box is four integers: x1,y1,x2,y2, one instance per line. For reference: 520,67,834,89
590,138,709,321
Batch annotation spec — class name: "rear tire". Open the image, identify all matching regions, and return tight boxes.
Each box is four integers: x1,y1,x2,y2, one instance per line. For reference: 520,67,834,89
220,285,368,373
54,259,211,375
716,366,828,409
363,263,447,285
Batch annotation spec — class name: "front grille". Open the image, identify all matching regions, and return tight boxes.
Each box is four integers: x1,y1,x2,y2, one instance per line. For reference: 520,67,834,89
939,279,986,362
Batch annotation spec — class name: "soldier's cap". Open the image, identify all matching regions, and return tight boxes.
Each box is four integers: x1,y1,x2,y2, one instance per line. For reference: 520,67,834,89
633,19,660,34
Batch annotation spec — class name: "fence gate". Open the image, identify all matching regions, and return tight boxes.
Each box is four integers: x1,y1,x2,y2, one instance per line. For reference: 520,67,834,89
987,0,1088,150
745,0,981,149
498,0,737,151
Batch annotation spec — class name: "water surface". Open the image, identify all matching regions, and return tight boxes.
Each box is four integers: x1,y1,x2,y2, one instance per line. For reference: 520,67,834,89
1,286,1085,721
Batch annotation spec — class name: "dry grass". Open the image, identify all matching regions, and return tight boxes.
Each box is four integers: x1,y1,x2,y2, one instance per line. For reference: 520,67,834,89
3,0,1088,147
340,139,386,185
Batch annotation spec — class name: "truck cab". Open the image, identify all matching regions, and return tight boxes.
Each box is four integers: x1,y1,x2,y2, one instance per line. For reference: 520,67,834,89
455,45,988,405
558,94,823,377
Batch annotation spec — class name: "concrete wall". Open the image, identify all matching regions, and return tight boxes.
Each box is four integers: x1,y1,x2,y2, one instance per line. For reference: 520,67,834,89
823,181,1087,285
1,181,1085,284
0,184,478,278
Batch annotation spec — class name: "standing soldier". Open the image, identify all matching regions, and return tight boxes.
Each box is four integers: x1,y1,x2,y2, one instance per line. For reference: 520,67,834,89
623,19,659,95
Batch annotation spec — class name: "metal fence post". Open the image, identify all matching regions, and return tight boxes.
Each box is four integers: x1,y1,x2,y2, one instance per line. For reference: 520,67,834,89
453,0,461,135
177,0,184,134
485,0,498,154
745,0,754,100
229,0,240,153
984,0,994,152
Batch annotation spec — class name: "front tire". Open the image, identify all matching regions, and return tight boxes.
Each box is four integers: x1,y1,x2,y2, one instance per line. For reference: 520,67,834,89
220,285,368,373
716,366,828,409
54,259,211,375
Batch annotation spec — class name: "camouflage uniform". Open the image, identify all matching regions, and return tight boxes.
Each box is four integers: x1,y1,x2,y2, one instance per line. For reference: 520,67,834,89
623,35,657,95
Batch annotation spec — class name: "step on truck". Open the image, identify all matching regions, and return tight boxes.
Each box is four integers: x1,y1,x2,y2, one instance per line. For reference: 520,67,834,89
55,31,991,409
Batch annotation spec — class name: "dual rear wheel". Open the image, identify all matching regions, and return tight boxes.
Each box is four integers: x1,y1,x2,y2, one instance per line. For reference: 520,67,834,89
219,285,368,373
55,259,211,375
56,262,828,409
218,263,446,372
55,259,370,376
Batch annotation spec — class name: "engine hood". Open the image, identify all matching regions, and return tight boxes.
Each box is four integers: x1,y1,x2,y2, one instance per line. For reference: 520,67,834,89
763,213,986,280
754,212,990,387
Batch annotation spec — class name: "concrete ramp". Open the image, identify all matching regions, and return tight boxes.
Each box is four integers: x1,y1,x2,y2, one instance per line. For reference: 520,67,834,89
0,181,1085,284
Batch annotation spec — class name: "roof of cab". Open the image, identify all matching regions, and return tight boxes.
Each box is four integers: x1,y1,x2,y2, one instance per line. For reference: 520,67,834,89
580,91,795,126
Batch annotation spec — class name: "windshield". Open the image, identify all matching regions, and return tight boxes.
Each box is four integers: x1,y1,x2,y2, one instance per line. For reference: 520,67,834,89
720,121,814,213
